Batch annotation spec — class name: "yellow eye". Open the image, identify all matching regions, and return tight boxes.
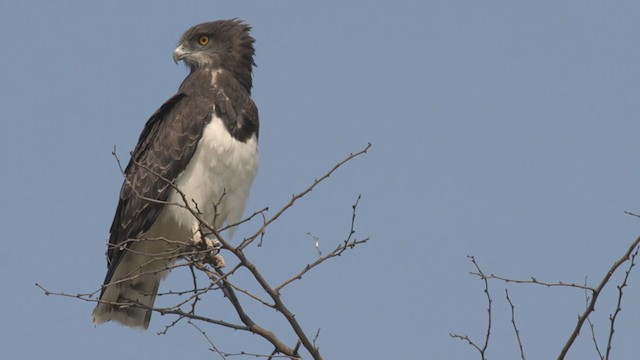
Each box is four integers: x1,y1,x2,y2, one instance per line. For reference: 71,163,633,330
198,35,209,45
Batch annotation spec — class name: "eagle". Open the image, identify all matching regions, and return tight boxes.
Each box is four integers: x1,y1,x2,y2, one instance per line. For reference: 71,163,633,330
92,19,259,329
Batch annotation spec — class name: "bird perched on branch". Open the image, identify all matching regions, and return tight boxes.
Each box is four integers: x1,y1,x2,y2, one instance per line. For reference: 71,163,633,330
92,19,259,329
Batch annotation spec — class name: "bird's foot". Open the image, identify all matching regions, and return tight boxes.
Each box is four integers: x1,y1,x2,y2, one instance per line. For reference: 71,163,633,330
190,223,225,267
201,236,225,267
207,253,226,268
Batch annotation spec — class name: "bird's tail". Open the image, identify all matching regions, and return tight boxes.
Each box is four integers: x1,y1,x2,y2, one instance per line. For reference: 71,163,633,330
92,241,176,329
92,277,159,329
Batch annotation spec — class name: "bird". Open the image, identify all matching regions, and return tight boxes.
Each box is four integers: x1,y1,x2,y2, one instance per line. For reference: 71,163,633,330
92,19,259,329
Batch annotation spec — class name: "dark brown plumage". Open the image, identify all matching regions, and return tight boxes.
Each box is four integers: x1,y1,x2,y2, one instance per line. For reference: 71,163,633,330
175,19,256,92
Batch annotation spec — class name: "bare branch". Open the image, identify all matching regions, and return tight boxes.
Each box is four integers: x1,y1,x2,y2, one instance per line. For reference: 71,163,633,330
221,207,270,233
190,320,298,359
225,281,274,308
158,317,184,336
239,143,371,251
474,273,595,293
475,256,492,358
39,144,372,360
275,238,368,293
450,255,492,360
449,334,484,355
35,283,99,299
276,196,367,293
312,328,321,352
605,244,639,359
586,315,604,360
557,235,640,359
308,233,321,257
583,276,604,360
505,289,526,360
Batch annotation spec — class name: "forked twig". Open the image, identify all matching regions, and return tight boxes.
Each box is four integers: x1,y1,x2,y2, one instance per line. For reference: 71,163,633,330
276,196,367,293
450,256,492,359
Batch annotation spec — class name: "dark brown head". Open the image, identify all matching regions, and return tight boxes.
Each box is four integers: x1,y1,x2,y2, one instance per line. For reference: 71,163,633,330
173,19,256,91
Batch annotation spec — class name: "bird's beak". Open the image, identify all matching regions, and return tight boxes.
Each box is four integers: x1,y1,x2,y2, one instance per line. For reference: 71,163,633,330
173,45,188,64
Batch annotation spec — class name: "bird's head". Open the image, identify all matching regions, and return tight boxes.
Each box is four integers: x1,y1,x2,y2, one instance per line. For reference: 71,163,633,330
173,19,256,91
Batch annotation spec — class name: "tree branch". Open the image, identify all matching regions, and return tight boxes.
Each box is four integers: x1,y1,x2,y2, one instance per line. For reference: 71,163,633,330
38,143,372,359
557,235,640,359
276,196,367,293
604,244,638,359
450,256,492,360
239,143,371,251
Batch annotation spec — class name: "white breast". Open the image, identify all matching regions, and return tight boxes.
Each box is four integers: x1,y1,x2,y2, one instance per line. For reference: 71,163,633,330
158,114,259,240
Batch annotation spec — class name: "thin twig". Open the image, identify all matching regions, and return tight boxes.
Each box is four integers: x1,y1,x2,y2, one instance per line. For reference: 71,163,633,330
189,320,229,359
158,317,184,336
586,315,603,360
240,143,371,251
275,238,368,293
505,289,526,360
308,232,321,257
474,273,595,293
276,196,367,293
225,281,274,308
475,256,492,358
605,245,639,359
449,334,484,355
312,328,321,351
450,255,491,360
583,276,604,360
221,207,270,232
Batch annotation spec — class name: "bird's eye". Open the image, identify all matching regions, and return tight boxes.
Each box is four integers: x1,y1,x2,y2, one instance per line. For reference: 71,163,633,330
198,35,209,45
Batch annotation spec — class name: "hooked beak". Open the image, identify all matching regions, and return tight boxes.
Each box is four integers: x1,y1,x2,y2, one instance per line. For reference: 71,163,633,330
173,45,188,64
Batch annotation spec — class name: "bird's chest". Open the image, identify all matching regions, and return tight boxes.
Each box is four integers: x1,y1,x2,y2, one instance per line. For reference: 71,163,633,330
164,114,258,233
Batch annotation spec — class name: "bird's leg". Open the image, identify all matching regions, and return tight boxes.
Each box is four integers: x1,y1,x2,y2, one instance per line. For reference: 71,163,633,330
190,222,226,268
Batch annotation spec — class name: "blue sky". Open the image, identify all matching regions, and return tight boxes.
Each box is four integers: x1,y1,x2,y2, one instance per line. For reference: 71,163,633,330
1,1,640,359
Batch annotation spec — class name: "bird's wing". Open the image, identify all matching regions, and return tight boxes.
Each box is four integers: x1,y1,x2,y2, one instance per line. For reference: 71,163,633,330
104,91,212,273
